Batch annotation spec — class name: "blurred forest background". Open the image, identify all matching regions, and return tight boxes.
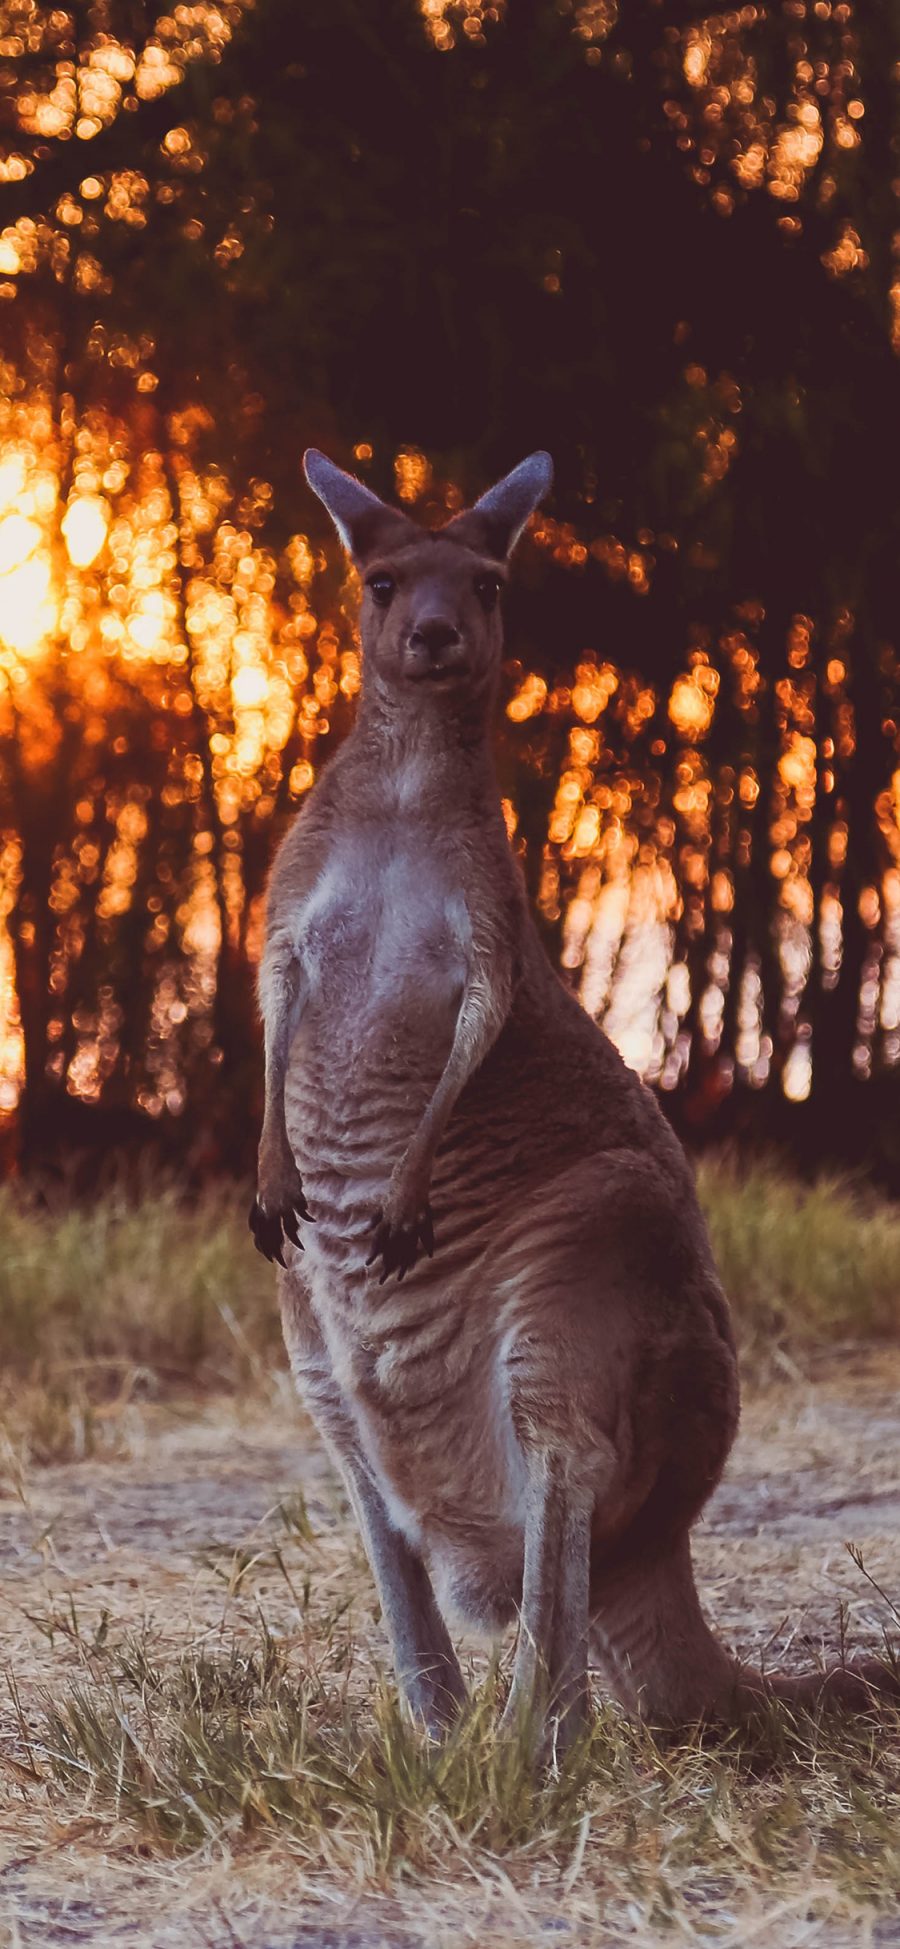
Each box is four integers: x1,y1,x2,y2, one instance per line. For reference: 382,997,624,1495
0,0,897,1184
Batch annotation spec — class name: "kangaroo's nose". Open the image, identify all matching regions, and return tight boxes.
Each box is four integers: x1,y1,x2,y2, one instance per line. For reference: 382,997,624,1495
408,619,461,657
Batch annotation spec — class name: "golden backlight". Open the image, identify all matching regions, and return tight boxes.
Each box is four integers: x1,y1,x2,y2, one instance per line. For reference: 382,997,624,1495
0,0,895,1133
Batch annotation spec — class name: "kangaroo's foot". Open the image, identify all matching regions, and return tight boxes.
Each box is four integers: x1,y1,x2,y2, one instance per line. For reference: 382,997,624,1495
251,1143,312,1265
366,1192,434,1284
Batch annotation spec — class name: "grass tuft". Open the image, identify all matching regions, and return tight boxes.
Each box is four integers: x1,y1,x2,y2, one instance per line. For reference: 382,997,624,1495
37,1622,900,1911
41,1628,595,1860
696,1153,900,1350
0,1175,280,1470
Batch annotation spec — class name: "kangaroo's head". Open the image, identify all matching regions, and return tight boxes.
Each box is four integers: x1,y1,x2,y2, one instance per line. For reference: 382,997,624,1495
303,449,552,720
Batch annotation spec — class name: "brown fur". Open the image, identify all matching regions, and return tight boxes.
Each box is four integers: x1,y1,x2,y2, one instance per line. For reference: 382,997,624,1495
251,451,899,1752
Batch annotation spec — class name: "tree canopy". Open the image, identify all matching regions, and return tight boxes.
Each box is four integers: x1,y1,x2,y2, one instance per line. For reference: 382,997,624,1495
0,0,898,1180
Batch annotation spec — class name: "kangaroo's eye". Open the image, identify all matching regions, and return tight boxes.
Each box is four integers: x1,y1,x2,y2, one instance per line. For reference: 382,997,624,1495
367,573,396,608
474,573,503,613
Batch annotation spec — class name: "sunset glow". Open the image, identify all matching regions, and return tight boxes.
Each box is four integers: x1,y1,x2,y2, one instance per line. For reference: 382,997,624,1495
0,0,894,1148
61,493,109,568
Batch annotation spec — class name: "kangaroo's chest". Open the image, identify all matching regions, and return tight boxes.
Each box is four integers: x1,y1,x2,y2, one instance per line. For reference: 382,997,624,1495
299,823,469,1034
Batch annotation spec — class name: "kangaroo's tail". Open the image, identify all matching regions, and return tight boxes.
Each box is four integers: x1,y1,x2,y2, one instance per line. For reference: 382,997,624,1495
729,1656,900,1719
589,1536,900,1728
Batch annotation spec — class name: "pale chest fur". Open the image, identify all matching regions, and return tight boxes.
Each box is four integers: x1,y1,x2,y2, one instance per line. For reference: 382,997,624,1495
295,800,469,1044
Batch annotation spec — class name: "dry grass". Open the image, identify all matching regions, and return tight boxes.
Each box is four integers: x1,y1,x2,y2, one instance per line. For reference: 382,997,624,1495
10,1471,900,1946
0,1175,281,1475
697,1153,900,1350
0,1386,897,1945
3,1162,900,1941
3,1151,900,1469
34,1619,900,1914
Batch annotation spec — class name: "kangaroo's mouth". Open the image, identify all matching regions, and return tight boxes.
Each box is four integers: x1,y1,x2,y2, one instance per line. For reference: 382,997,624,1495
403,653,469,684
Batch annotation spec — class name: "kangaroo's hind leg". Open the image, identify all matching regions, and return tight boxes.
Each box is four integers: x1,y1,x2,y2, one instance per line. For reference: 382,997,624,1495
588,1300,740,1727
279,1264,466,1735
342,1455,468,1733
492,1146,736,1756
590,1533,737,1726
499,1446,599,1759
493,1254,620,1756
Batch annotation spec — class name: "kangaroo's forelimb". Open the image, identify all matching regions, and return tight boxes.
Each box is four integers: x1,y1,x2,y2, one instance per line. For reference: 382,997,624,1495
251,932,311,1264
368,950,515,1282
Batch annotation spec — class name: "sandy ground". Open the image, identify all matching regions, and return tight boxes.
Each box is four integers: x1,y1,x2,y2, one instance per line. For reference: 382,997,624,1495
1,1348,900,1949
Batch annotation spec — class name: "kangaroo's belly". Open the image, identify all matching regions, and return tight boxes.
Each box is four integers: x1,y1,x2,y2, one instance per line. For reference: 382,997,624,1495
282,1026,450,1290
288,1231,530,1629
283,1047,533,1610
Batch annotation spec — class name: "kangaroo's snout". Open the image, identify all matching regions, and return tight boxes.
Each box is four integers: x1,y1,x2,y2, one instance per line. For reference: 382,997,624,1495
410,619,461,655
405,617,466,679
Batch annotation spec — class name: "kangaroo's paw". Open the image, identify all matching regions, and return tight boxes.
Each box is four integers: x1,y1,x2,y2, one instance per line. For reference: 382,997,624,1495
366,1198,434,1284
249,1158,312,1267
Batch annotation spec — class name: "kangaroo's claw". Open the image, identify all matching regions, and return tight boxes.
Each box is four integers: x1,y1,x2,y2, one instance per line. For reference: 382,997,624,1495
366,1204,435,1283
249,1189,311,1265
282,1206,303,1247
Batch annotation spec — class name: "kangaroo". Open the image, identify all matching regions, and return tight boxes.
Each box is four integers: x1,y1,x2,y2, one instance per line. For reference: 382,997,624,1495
251,449,899,1752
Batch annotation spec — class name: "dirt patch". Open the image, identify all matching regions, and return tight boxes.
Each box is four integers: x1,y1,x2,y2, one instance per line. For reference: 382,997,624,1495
2,1350,900,1948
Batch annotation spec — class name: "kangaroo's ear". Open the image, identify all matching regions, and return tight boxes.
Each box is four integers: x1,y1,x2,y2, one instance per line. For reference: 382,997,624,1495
446,451,553,559
303,450,417,563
